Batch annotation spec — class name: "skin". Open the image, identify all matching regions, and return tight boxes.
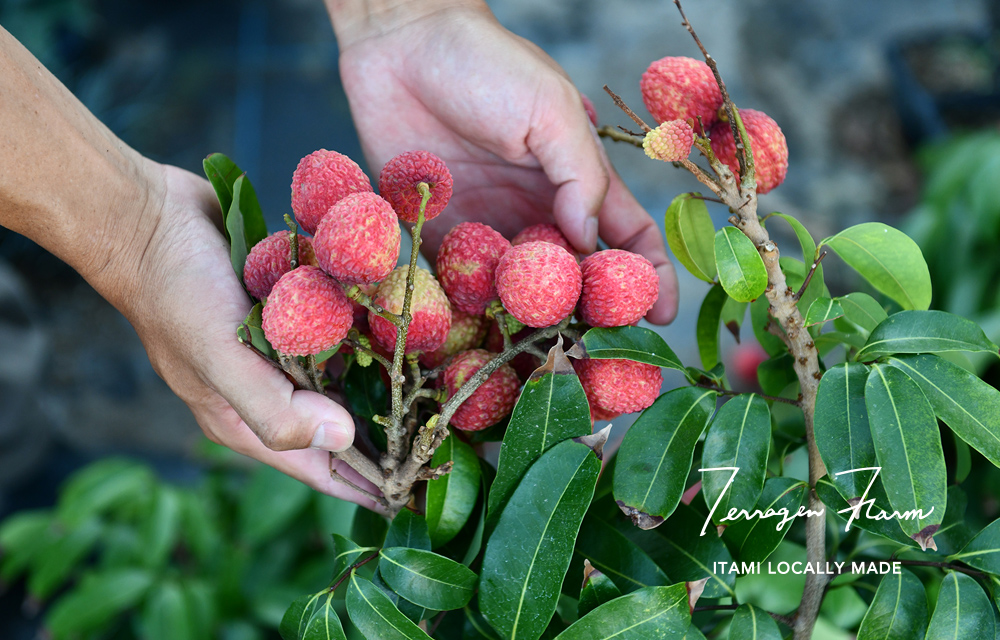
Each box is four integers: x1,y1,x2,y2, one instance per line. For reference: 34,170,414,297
0,0,678,508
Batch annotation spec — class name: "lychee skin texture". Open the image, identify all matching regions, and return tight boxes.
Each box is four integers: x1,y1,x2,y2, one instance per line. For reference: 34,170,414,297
579,250,659,328
378,150,453,223
641,57,722,130
262,266,353,356
243,232,317,300
313,192,401,284
420,311,488,369
643,120,695,163
443,349,520,431
495,241,582,328
369,266,452,354
511,223,576,258
291,149,373,235
436,222,512,315
709,109,789,194
573,358,662,419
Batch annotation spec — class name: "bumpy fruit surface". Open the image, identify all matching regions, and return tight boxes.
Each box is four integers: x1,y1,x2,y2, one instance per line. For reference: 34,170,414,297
291,149,373,235
243,232,317,300
369,266,451,354
641,56,722,130
709,109,788,194
262,266,353,356
313,192,401,284
643,120,695,163
495,241,582,328
573,358,662,420
420,311,488,369
443,349,520,431
378,150,453,223
436,222,511,315
511,223,576,258
579,250,658,327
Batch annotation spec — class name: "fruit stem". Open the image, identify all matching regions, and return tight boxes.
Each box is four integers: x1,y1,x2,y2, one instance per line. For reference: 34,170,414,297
284,214,299,269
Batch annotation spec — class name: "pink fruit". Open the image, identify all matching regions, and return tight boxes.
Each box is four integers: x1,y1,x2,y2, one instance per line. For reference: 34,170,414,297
511,223,576,258
641,56,722,131
313,192,401,284
243,232,317,300
708,109,788,194
573,358,662,420
378,150,453,223
262,266,353,356
436,222,511,315
369,266,451,354
643,120,695,163
442,349,520,431
290,149,373,235
578,250,658,327
495,241,582,328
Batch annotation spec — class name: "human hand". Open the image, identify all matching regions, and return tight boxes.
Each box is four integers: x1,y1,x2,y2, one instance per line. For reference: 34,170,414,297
328,0,678,323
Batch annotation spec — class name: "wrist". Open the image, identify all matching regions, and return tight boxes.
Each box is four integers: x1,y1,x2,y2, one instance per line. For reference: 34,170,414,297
325,0,490,50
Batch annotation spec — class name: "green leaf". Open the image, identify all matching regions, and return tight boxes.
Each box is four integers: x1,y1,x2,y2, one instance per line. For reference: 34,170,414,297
804,297,843,327
203,153,243,239
238,465,312,547
815,476,915,547
373,568,431,625
814,363,876,500
228,174,269,282
779,257,825,318
480,434,604,640
751,296,786,357
820,222,932,310
767,214,822,301
866,364,946,544
28,518,102,600
384,510,431,551
722,478,806,563
884,354,1000,468
427,434,481,548
351,507,389,549
574,516,671,595
578,564,622,617
488,343,592,528
925,572,995,639
613,387,717,528
378,548,477,611
568,326,684,371
665,192,717,282
856,569,928,640
332,534,374,579
346,573,431,640
142,581,197,640
342,359,389,452
0,510,54,583
756,353,797,397
140,486,182,570
949,518,1000,573
729,603,782,640
836,292,888,334
554,584,690,640
714,227,768,303
56,458,153,526
701,394,771,526
237,302,277,360
696,284,728,370
46,569,155,639
857,310,999,360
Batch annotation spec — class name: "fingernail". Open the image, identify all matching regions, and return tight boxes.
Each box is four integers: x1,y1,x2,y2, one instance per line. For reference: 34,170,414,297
311,421,354,452
585,217,599,251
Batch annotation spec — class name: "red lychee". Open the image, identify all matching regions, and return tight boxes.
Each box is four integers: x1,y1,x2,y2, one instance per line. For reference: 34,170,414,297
313,192,401,284
243,232,317,300
495,241,582,328
708,109,788,194
420,310,488,369
369,266,451,354
511,223,577,259
378,150,453,223
643,120,695,163
262,266,353,356
442,349,520,431
291,149,373,235
573,358,662,420
641,56,723,130
436,222,511,315
578,250,659,328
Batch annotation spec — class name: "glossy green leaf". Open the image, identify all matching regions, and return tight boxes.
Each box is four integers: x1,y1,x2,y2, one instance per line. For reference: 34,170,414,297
751,296,787,357
926,572,995,639
384,510,431,551
804,297,843,327
346,573,431,640
574,516,671,595
427,434,481,548
0,510,54,583
143,581,197,640
228,174,269,282
569,326,684,371
884,354,1000,468
237,302,277,361
202,153,242,239
373,568,431,625
696,284,728,370
28,518,102,600
332,534,374,579
701,394,771,526
756,353,797,397
282,593,322,640
856,569,928,640
379,548,477,610
613,387,717,528
554,584,690,640
729,604,782,640
714,227,768,303
836,292,888,334
949,518,1000,573
665,192,717,282
866,364,946,544
239,465,312,547
857,310,999,360
820,222,932,310
767,214,823,303
814,363,876,500
480,435,603,640
815,476,914,547
46,569,155,639
578,564,622,617
351,506,389,549
722,478,806,563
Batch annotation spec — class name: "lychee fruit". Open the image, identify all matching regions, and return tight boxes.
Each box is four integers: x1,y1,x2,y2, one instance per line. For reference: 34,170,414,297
641,56,722,131
378,150,453,223
708,109,788,194
578,250,659,328
573,358,662,420
643,120,695,163
243,232,317,300
581,93,599,127
262,266,353,356
442,349,520,431
420,311,488,369
495,241,582,328
511,223,577,259
436,222,511,315
291,149,373,235
369,266,451,354
313,192,401,284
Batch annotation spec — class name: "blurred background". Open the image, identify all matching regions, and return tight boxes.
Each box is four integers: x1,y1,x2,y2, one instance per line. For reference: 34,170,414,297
3,0,1000,637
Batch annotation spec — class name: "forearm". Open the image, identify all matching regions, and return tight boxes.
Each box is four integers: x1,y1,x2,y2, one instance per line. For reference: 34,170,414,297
324,0,489,49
